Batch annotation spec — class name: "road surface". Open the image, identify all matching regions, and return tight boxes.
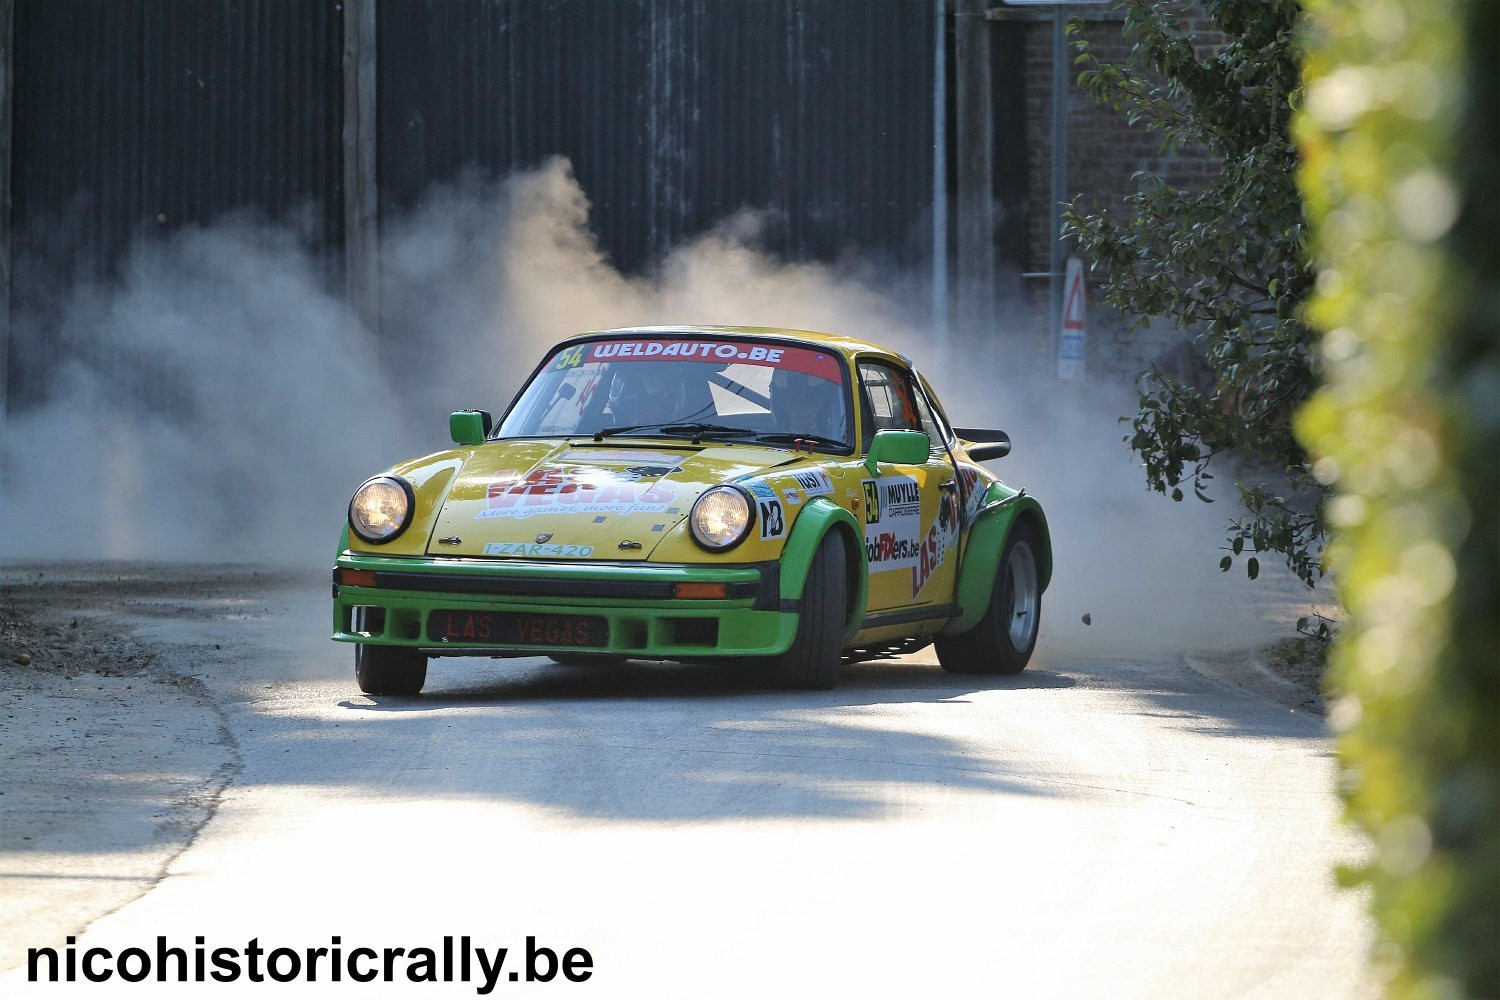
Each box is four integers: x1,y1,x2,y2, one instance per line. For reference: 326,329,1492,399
1,565,1373,997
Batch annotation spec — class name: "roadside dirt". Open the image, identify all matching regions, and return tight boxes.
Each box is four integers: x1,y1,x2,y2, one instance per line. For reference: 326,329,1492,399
0,564,300,972
1184,635,1328,718
1261,634,1331,714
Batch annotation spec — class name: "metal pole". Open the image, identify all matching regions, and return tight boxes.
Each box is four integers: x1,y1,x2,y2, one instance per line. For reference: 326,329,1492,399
1048,5,1068,377
932,0,948,351
954,0,995,349
343,0,379,334
0,0,13,425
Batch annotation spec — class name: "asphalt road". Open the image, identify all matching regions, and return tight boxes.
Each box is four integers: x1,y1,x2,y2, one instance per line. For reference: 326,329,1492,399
1,566,1374,997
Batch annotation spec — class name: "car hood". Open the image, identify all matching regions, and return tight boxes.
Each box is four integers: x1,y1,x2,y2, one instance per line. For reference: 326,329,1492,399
424,439,800,560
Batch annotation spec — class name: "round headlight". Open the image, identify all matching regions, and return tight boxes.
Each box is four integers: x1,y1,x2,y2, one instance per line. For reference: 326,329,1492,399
349,476,414,544
689,485,755,552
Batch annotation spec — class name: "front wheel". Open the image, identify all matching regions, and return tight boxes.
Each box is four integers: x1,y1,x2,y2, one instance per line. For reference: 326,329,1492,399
935,521,1041,675
768,530,848,690
355,644,428,695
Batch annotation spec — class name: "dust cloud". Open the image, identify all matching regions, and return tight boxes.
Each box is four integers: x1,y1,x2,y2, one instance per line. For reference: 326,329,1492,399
0,156,1303,658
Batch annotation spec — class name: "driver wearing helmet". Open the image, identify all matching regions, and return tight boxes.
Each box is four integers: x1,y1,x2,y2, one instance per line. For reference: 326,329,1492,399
606,363,685,426
770,368,846,444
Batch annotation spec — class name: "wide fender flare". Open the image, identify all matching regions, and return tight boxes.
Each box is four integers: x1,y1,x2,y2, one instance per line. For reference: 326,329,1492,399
943,484,1052,635
778,496,869,643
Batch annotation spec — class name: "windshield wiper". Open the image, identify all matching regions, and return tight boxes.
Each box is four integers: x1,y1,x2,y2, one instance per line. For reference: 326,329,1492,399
593,421,751,443
745,431,852,452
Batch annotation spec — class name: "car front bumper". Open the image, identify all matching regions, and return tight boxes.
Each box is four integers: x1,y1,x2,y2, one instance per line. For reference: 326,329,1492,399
331,554,799,660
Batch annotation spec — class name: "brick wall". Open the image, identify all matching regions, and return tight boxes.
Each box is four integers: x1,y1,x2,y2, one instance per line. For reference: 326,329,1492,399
1010,8,1224,385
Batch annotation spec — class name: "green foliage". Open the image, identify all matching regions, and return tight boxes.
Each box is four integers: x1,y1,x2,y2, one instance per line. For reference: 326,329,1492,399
1296,0,1499,994
1063,0,1324,585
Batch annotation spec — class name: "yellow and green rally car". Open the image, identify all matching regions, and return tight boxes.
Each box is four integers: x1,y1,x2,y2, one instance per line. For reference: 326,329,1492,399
332,326,1051,694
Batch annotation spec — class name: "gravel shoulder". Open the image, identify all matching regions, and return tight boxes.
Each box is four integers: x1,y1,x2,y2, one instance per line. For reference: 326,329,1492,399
1184,634,1329,718
0,565,279,973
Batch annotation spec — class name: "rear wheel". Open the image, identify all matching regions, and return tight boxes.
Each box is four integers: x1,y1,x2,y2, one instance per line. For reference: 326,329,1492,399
355,644,428,695
769,531,847,690
935,521,1041,675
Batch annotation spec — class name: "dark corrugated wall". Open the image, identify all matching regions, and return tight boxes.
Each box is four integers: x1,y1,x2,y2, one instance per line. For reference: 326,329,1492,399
8,0,344,408
377,0,936,273
5,0,935,408
12,0,343,267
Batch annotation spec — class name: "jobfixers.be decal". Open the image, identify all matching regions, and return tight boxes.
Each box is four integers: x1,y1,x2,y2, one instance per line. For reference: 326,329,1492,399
860,473,962,598
863,474,922,571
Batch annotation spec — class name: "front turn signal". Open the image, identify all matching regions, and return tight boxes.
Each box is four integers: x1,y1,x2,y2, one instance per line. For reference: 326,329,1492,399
673,582,728,599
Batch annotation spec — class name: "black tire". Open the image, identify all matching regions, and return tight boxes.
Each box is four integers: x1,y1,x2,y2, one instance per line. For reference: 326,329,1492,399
355,644,428,695
769,530,848,690
547,652,627,666
935,521,1041,675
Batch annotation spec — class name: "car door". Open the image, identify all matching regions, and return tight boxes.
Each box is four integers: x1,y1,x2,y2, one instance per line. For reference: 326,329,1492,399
856,359,962,613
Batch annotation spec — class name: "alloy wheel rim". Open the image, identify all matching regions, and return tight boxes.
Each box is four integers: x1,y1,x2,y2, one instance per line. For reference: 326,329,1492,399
1006,541,1039,649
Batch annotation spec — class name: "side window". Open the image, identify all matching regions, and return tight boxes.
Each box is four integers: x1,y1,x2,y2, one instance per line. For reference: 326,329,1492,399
857,360,922,451
908,387,947,457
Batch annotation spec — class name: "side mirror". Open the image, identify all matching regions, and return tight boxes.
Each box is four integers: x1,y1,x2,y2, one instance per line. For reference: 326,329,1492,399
449,410,492,446
954,427,1011,461
865,429,930,473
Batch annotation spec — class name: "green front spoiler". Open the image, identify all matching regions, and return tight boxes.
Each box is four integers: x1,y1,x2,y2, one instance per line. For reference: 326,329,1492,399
331,550,799,660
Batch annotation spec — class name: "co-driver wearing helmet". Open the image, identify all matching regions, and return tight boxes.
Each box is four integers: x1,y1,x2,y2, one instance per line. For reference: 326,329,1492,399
770,368,847,444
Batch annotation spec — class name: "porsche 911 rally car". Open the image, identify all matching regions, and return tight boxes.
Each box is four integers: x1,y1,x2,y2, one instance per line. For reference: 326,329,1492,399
332,326,1051,694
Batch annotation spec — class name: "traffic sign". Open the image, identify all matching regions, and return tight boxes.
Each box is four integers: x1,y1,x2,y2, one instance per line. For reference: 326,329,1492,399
1057,256,1086,381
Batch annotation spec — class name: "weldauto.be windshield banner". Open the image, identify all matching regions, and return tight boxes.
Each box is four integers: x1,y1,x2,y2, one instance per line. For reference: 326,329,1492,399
573,338,845,384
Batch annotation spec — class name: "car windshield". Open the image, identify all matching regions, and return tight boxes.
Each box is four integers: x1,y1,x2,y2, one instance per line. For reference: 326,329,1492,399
497,336,852,450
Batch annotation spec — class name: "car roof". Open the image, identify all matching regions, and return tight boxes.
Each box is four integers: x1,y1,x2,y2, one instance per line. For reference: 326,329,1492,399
559,325,911,366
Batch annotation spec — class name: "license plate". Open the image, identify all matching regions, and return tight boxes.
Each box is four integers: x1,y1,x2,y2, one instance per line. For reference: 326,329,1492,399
426,610,608,647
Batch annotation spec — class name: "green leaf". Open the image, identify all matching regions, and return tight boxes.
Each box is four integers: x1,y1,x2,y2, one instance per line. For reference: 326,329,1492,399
1247,557,1260,580
1069,0,1322,589
1220,555,1232,572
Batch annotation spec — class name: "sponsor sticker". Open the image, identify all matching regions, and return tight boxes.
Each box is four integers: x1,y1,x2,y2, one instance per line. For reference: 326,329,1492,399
482,542,595,557
866,531,923,567
744,478,778,501
881,476,922,518
909,495,968,597
861,472,962,596
578,339,844,383
863,474,923,572
757,498,786,540
861,479,881,523
557,449,685,470
790,468,836,497
477,467,678,520
592,340,785,363
552,344,587,371
860,468,982,597
958,463,987,522
782,487,804,506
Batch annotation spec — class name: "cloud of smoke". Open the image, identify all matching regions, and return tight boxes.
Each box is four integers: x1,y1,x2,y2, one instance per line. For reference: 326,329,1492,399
0,156,1308,657
1,218,417,561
